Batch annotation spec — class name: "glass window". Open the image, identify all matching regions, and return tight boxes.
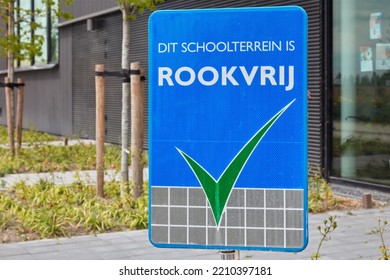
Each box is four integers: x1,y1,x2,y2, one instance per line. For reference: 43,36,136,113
16,0,58,66
18,0,32,66
50,9,59,63
332,0,390,187
34,0,49,64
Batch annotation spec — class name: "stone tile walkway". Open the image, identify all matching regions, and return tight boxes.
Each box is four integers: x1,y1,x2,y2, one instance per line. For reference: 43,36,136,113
0,207,388,260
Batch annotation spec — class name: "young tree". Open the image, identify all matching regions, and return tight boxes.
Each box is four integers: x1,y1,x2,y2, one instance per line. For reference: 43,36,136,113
117,0,164,198
0,0,72,155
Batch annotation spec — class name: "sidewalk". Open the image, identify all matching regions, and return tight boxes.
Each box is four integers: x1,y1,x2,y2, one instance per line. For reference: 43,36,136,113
0,207,388,260
0,169,148,189
0,139,96,150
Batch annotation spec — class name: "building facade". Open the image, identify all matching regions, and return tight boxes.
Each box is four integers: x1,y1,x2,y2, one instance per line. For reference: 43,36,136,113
0,0,389,191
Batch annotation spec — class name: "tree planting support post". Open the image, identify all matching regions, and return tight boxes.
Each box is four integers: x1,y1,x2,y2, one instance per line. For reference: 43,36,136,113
16,78,24,152
220,250,240,260
131,62,145,199
4,77,15,156
95,64,105,197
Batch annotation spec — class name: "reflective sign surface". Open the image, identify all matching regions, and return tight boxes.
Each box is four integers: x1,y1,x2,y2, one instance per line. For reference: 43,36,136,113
149,7,308,251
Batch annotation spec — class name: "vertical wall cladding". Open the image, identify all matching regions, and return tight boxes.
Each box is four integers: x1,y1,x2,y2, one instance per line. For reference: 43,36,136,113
72,11,150,146
72,13,122,143
72,0,323,170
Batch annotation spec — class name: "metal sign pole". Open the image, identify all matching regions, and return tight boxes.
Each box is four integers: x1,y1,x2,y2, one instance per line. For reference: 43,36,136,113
220,250,240,260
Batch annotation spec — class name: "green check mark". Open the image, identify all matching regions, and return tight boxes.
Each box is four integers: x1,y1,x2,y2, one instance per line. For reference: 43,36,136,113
176,99,296,227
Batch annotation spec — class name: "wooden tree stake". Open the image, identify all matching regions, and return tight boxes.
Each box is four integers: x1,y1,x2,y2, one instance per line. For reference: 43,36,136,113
4,77,15,156
131,62,144,199
16,78,24,152
95,64,105,197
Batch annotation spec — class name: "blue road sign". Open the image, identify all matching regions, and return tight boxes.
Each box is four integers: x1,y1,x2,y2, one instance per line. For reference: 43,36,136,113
149,6,308,252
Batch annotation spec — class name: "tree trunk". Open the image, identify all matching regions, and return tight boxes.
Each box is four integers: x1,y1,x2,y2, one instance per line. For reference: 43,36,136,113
120,9,131,196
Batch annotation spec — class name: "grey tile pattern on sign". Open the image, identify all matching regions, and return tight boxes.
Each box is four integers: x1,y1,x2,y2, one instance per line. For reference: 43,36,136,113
150,186,305,248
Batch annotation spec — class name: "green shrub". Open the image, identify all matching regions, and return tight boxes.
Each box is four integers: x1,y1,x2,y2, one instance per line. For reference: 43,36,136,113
308,169,343,213
0,143,121,176
0,179,148,242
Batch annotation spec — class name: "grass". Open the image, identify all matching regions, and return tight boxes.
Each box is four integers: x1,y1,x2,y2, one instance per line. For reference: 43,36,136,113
0,142,122,176
0,179,148,243
0,125,122,176
0,125,58,144
0,126,148,243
